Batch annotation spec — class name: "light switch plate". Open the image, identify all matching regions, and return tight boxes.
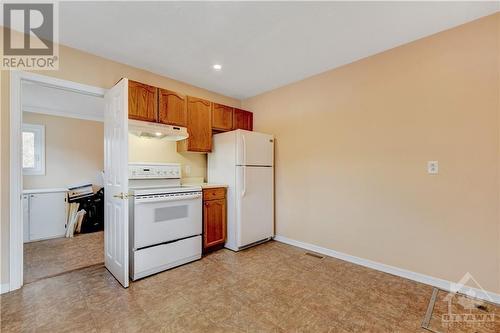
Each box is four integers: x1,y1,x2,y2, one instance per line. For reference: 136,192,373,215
427,161,438,174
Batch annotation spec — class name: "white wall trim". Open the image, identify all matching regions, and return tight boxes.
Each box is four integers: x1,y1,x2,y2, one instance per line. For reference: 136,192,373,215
19,72,106,97
23,105,104,122
0,283,10,294
274,235,500,305
10,71,24,292
9,71,106,292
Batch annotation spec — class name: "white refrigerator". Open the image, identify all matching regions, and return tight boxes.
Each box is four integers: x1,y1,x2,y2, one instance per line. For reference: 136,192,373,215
208,129,274,251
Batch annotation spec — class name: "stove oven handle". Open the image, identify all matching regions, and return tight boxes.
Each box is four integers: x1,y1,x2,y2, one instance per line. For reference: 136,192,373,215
134,192,202,204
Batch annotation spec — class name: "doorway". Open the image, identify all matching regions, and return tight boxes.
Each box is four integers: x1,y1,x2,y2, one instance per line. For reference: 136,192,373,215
9,72,106,290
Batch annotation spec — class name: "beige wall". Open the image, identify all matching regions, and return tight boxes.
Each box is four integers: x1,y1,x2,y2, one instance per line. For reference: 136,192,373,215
498,12,500,297
22,112,104,190
243,14,500,293
0,33,240,285
128,134,207,180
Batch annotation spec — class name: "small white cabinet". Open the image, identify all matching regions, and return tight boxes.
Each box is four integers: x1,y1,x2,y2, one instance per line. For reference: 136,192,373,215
23,190,67,242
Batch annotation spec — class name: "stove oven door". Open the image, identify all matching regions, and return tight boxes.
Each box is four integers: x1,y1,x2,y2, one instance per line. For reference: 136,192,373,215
133,192,202,249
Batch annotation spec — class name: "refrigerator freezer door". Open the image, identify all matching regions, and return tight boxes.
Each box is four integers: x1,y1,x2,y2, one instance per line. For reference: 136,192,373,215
236,130,274,166
236,166,274,247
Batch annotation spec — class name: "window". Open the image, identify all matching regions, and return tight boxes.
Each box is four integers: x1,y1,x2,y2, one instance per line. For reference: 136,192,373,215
22,123,45,175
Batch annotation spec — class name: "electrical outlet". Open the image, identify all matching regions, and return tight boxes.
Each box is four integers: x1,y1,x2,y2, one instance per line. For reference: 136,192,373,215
427,161,438,175
184,165,191,176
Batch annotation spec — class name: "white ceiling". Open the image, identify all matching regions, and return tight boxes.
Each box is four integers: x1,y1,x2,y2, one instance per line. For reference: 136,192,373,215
59,2,499,99
22,81,104,121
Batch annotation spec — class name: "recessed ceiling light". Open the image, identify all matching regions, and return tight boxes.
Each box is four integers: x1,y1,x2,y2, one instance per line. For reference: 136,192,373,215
213,64,222,71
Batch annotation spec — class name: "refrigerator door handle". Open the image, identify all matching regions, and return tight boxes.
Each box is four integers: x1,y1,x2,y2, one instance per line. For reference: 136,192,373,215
242,134,246,166
241,166,246,197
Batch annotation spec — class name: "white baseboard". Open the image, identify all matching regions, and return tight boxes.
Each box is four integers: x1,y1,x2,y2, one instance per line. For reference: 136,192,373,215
0,283,10,294
273,235,500,305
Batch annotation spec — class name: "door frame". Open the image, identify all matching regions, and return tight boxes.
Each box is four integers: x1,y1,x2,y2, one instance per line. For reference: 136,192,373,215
9,71,106,291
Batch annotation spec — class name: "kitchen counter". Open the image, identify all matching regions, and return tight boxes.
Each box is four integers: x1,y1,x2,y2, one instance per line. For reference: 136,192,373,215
200,183,228,189
23,188,68,194
181,177,228,189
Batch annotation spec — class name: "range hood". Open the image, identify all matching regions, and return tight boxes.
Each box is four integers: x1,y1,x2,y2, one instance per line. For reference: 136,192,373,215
128,119,188,141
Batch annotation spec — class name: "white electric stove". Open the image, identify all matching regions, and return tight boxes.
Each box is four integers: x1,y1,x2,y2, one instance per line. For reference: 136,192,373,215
128,163,202,280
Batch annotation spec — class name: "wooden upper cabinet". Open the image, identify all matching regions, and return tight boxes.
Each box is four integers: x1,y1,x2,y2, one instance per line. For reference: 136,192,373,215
158,89,187,127
183,96,212,152
233,108,253,131
128,80,158,122
212,103,234,131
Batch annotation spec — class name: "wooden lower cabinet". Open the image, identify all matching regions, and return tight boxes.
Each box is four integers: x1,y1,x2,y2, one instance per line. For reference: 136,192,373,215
202,187,226,252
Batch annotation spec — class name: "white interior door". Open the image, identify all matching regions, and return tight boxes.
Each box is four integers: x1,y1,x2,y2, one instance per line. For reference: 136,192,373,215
104,78,129,287
236,130,274,166
236,166,274,247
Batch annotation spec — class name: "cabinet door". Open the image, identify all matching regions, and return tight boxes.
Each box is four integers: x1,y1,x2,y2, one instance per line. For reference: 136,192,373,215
29,192,67,241
128,80,158,122
233,108,253,131
203,198,226,248
158,89,187,127
212,103,233,131
185,96,212,152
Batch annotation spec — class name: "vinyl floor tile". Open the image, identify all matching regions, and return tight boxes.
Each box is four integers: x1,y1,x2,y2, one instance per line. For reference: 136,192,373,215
24,231,104,284
2,241,499,333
